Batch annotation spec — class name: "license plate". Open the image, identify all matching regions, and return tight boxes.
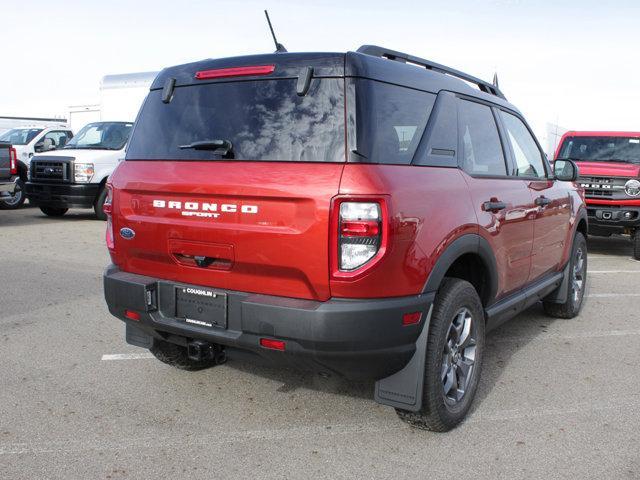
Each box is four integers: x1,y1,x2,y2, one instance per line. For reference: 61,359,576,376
175,287,227,329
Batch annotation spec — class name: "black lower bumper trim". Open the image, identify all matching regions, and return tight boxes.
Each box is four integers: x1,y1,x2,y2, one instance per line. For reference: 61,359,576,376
25,182,100,208
103,265,435,380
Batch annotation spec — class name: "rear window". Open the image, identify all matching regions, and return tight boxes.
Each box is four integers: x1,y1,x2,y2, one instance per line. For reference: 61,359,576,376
126,79,345,162
352,79,436,165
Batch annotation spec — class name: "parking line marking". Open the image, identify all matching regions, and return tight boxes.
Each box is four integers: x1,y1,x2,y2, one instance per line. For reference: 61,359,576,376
101,353,154,361
489,329,640,344
2,399,639,456
589,270,640,274
587,293,640,298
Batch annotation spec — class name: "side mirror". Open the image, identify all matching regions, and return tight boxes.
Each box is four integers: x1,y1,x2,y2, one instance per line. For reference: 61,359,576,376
34,141,45,153
554,159,579,182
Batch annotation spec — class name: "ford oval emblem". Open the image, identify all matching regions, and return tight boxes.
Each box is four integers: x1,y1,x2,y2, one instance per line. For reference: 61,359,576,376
120,227,135,240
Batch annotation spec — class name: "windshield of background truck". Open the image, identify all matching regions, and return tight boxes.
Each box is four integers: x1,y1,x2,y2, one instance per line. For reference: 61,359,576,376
558,136,640,164
0,128,43,145
65,122,132,151
126,79,345,162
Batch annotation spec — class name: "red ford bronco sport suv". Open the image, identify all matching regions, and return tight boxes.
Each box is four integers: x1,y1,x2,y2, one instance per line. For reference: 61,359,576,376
555,131,640,259
103,46,587,431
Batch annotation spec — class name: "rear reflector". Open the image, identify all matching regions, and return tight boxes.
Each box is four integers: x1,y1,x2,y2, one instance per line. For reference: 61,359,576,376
402,312,422,326
124,310,140,321
260,338,285,351
195,65,275,80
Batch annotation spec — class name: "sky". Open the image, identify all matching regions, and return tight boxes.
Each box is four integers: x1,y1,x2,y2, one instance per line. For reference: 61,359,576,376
1,0,639,141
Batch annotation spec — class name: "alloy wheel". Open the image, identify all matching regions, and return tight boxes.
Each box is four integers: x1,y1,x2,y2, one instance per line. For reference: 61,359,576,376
572,247,585,305
441,307,477,405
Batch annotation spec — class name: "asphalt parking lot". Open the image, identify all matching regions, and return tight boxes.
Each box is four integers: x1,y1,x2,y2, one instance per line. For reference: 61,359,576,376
1,206,639,480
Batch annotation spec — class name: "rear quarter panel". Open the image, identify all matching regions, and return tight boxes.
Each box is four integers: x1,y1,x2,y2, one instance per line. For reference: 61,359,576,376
334,164,478,298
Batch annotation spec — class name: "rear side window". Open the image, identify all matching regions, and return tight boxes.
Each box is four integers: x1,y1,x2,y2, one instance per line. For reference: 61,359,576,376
458,100,506,176
353,80,435,165
499,111,546,178
126,79,345,162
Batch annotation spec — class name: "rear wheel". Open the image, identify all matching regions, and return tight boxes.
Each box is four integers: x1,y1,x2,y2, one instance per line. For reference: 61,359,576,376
0,179,25,210
94,185,108,220
150,339,220,371
396,278,485,432
40,206,68,217
633,231,640,261
543,232,587,318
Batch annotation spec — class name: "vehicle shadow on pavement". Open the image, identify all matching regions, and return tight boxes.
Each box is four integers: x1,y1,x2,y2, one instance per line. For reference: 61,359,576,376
223,351,374,401
222,302,569,412
587,234,634,257
0,209,99,227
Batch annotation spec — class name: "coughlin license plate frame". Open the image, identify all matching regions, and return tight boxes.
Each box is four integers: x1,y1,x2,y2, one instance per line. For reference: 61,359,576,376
175,286,227,329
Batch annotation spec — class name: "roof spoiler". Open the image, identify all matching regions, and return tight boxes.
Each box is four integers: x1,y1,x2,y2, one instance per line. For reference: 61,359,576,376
357,45,506,100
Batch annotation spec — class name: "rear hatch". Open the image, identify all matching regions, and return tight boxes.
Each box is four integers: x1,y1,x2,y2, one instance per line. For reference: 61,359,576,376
0,142,11,180
110,53,346,301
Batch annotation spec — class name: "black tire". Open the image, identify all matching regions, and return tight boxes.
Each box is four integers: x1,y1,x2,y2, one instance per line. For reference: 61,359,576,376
150,339,219,371
0,179,26,210
40,206,68,217
396,278,485,432
94,185,108,221
633,232,640,261
543,232,588,319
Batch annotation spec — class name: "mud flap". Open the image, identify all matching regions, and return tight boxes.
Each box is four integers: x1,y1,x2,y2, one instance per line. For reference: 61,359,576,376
544,261,571,304
374,304,433,412
126,323,154,349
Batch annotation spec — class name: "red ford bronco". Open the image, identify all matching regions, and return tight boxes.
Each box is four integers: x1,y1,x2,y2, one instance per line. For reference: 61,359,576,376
103,46,587,431
555,131,640,259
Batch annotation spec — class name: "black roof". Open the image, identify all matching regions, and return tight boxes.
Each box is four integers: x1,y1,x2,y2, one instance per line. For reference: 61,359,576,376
151,46,517,112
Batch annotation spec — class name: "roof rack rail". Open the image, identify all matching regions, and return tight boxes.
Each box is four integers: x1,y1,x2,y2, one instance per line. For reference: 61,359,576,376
356,45,506,100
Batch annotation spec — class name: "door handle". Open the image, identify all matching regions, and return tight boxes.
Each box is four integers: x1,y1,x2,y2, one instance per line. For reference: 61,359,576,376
535,196,551,207
482,200,507,212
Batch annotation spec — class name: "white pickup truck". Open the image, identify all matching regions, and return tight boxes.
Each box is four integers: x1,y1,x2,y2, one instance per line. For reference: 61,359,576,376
0,126,73,209
25,121,132,219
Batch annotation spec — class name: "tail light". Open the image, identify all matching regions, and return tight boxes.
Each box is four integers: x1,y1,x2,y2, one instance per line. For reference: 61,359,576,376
331,198,388,278
104,184,114,250
9,147,17,175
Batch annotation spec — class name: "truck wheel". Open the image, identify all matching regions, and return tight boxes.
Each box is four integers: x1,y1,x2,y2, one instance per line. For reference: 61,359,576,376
396,278,485,432
40,206,68,217
150,339,219,371
94,185,108,221
0,179,26,210
543,232,587,319
633,231,640,261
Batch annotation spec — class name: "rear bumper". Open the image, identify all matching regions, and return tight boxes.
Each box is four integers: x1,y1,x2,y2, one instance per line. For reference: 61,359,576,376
103,265,435,380
25,182,100,208
586,204,640,233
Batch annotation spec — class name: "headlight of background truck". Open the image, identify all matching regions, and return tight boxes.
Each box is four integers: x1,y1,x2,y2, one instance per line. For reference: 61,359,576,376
74,163,95,183
625,179,640,197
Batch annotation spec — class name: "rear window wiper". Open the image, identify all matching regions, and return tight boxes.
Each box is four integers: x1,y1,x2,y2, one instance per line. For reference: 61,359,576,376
179,139,233,156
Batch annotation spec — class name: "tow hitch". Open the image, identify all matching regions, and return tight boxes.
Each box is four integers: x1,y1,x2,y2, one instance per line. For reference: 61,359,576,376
187,340,227,364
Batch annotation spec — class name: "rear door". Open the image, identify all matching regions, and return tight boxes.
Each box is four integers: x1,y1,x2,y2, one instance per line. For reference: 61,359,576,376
497,110,572,280
456,98,535,298
110,73,346,302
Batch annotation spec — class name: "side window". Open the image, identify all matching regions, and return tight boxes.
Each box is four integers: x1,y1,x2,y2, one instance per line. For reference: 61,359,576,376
458,100,506,176
354,79,436,165
43,131,70,148
499,111,547,178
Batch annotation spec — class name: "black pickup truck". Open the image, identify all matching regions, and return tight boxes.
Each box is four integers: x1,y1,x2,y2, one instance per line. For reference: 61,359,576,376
0,142,16,201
